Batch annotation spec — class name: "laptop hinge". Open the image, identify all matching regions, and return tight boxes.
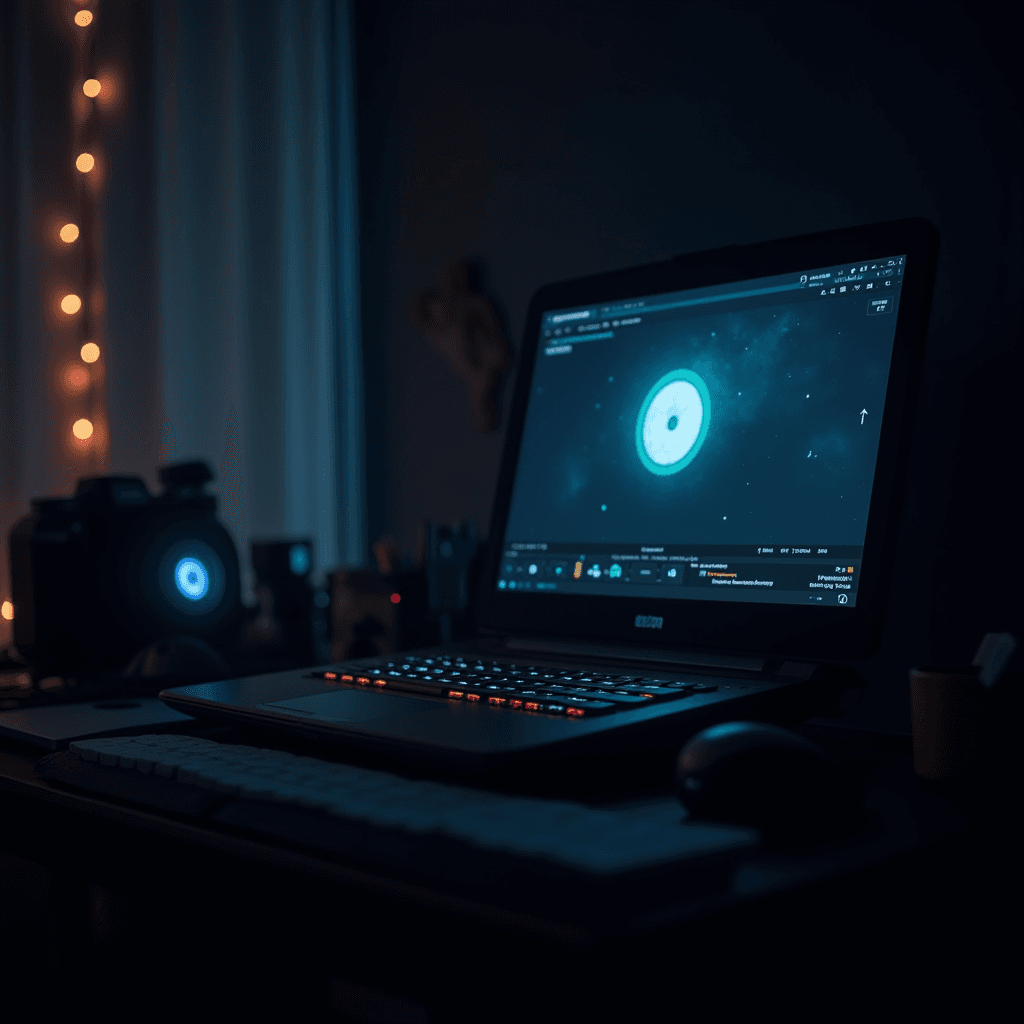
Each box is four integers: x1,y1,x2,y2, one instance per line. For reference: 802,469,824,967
504,637,767,674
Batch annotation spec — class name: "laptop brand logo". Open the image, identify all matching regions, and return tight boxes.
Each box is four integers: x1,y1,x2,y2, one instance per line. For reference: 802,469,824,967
634,614,663,630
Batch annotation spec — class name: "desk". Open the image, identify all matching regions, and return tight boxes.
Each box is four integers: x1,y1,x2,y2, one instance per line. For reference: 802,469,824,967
0,721,1009,1020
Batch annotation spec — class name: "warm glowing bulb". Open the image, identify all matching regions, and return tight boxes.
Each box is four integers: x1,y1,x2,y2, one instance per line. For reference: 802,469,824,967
83,79,102,98
73,418,94,440
61,294,83,315
59,223,80,243
76,152,95,173
80,342,101,363
1,600,13,621
64,366,90,392
75,10,93,27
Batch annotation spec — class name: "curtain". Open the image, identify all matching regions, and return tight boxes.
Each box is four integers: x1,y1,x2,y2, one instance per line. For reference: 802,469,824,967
1,0,365,642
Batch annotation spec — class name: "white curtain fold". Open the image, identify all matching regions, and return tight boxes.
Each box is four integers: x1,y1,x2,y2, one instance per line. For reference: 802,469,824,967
124,0,365,586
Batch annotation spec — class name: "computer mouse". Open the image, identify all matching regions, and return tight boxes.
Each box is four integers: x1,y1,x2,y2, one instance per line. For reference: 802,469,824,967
673,721,863,845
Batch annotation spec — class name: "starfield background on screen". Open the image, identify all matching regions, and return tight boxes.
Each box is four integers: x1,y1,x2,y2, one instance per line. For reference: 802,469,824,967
499,257,906,608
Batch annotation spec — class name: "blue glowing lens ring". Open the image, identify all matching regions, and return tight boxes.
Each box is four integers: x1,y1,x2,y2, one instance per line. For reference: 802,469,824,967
174,557,210,601
156,539,226,618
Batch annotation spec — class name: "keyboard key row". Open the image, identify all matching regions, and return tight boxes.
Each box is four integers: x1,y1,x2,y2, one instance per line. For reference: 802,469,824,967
306,664,719,718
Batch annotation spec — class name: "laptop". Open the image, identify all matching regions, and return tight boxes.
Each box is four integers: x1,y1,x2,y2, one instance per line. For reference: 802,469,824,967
161,218,938,770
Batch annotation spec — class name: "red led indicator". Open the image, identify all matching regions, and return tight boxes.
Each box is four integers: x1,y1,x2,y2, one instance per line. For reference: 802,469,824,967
390,593,401,604
466,693,481,702
509,699,523,708
373,678,387,687
566,707,585,717
356,676,370,685
447,690,464,699
341,674,354,682
488,696,507,706
524,701,541,711
323,672,338,680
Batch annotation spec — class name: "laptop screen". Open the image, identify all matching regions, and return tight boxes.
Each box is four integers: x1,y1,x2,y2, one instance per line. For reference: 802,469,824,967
497,255,906,610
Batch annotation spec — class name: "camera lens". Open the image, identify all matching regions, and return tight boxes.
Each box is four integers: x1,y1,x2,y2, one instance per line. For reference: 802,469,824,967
155,538,227,619
174,557,210,601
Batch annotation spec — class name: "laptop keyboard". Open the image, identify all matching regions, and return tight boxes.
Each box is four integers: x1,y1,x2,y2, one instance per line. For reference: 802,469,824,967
306,654,721,718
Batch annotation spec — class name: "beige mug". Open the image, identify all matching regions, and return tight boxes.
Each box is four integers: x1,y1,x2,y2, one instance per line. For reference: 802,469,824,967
909,667,983,781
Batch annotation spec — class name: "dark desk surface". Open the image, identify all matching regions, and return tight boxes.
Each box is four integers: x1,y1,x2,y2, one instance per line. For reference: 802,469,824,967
0,716,1010,1020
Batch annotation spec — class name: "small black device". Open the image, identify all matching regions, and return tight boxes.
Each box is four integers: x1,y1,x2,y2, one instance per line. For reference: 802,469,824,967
9,461,241,675
247,539,323,667
161,219,939,769
426,520,480,642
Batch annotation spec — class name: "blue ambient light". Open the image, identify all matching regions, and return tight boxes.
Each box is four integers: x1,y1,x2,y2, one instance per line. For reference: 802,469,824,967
289,543,311,575
174,557,210,601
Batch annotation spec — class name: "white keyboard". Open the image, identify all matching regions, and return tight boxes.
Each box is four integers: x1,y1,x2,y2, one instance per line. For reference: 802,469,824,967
67,734,757,875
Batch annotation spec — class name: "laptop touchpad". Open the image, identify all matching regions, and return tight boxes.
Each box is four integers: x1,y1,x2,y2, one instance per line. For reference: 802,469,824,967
259,690,442,724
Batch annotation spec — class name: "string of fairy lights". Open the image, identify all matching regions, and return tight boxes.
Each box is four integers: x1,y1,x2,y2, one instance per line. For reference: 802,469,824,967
57,0,114,466
1,2,121,629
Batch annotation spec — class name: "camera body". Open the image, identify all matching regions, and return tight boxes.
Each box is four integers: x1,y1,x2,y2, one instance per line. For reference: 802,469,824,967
9,462,241,674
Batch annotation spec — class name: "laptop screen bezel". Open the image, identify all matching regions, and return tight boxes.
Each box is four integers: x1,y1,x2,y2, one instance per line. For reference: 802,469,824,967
476,218,938,661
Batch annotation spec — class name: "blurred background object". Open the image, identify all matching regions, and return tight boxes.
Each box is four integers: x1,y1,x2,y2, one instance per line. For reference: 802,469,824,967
3,460,338,705
329,568,400,662
237,538,332,671
329,520,481,660
409,262,511,432
8,461,241,677
425,520,479,643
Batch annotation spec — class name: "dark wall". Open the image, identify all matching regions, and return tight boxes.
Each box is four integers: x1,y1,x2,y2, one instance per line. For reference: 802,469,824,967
354,0,1021,732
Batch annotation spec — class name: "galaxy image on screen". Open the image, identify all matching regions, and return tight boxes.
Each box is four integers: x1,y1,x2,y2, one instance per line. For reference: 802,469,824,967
504,286,899,550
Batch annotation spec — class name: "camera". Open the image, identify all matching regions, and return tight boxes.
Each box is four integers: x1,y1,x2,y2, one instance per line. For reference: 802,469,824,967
9,461,241,674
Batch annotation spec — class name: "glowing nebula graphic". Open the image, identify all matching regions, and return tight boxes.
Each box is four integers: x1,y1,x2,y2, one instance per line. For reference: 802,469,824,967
636,369,711,475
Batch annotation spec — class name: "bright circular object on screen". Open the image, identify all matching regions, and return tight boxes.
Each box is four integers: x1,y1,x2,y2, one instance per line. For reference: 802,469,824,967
76,152,95,173
83,79,101,98
72,418,94,440
174,558,210,601
74,10,93,27
635,369,710,475
80,342,100,363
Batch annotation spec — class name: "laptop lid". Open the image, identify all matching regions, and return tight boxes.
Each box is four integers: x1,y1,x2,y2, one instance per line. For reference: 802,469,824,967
477,218,938,662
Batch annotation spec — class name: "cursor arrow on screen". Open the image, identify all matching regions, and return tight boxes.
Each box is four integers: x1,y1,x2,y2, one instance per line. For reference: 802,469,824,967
860,409,868,424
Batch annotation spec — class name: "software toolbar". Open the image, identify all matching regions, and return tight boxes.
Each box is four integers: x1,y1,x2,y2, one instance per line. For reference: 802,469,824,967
498,543,861,606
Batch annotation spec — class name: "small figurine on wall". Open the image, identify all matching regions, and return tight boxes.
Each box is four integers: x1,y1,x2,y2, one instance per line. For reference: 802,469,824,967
410,261,512,431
